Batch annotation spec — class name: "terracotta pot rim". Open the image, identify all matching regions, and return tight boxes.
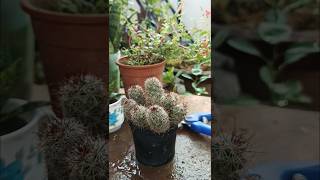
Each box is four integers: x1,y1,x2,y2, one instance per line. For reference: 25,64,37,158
21,0,107,24
116,56,165,69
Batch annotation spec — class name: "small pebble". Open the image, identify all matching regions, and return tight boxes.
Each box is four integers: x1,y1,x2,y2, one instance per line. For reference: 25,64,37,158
292,173,307,180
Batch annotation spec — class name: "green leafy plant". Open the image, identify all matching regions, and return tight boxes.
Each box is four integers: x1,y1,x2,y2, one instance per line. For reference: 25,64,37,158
213,0,319,30
122,26,166,66
181,64,210,96
162,67,183,93
109,0,127,53
48,0,107,14
122,77,187,133
227,13,319,106
123,7,211,68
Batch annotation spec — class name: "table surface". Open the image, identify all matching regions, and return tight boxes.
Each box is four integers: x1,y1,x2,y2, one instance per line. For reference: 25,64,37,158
109,95,212,180
216,104,320,167
31,85,319,178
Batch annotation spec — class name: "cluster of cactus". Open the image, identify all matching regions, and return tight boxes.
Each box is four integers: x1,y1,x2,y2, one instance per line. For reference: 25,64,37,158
38,75,108,179
122,77,187,133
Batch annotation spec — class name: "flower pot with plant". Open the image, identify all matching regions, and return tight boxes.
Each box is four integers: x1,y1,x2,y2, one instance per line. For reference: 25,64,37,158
21,0,108,116
122,77,187,166
117,20,181,93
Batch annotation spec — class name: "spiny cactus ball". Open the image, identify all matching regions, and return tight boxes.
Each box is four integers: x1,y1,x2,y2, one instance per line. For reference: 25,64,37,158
59,75,107,126
160,92,178,111
129,105,148,128
146,105,170,133
128,85,145,105
67,136,108,179
144,77,164,105
121,98,137,121
38,117,86,178
169,103,187,126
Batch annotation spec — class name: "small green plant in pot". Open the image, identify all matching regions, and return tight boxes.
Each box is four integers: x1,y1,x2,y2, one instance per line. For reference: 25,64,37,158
122,77,187,166
117,29,165,94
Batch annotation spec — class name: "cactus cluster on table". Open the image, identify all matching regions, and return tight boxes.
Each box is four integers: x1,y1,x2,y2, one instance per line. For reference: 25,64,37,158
122,77,187,133
38,75,108,180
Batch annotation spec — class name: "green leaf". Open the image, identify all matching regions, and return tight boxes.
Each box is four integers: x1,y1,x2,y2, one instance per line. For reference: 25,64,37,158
181,73,193,80
213,30,229,48
163,67,174,84
283,0,311,13
199,75,210,83
227,39,262,58
290,94,312,104
282,42,320,66
175,70,183,78
265,9,287,24
286,80,303,95
258,22,292,44
259,66,274,87
191,64,203,76
272,83,290,95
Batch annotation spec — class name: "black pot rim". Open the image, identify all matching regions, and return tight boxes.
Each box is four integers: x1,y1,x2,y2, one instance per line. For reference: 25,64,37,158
128,122,178,136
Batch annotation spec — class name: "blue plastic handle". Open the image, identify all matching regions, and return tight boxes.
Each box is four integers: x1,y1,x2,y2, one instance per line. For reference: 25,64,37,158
189,121,211,136
185,112,213,123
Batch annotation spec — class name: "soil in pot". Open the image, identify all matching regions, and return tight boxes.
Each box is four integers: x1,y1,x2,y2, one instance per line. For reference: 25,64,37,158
0,117,27,136
129,123,177,167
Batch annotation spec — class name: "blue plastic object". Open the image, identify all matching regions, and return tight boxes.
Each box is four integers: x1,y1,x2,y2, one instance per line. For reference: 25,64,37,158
248,161,320,180
184,112,212,136
281,165,320,180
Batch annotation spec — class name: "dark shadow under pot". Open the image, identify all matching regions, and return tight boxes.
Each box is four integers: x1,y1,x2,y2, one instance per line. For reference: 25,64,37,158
129,123,177,167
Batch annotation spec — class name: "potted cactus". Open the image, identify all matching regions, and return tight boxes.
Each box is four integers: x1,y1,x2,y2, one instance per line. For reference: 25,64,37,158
21,0,108,116
38,75,108,179
122,77,187,166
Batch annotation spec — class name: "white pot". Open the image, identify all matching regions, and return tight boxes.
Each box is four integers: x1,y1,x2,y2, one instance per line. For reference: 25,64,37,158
0,99,47,180
109,96,124,133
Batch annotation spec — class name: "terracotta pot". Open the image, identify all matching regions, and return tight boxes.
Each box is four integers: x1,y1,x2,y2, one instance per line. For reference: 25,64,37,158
21,0,108,116
116,57,165,94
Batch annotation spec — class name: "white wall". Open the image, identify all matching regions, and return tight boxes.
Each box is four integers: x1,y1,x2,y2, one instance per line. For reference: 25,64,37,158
128,0,211,35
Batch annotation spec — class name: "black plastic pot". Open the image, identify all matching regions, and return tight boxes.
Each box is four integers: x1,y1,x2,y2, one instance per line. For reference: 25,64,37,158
129,123,177,167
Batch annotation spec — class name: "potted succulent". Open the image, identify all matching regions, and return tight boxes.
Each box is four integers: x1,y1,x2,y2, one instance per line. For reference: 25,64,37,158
21,0,108,116
122,77,187,166
0,51,48,180
38,75,108,179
